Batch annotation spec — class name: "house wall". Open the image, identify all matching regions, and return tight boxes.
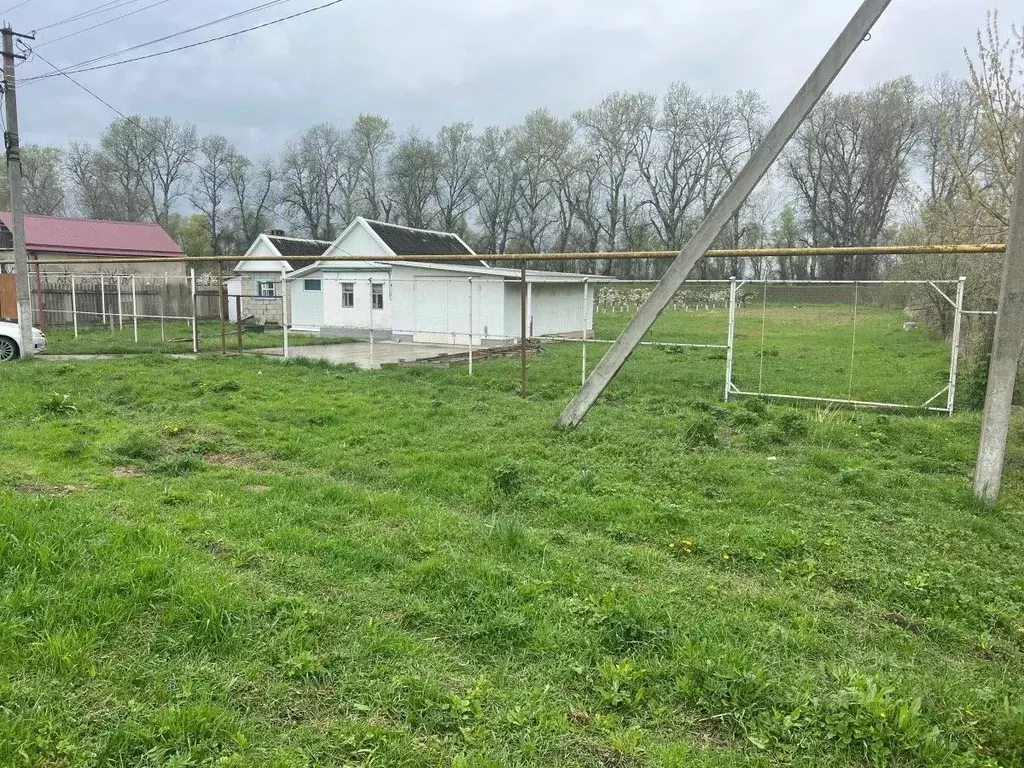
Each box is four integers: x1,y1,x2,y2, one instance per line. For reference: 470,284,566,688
234,235,290,274
229,271,285,325
390,265,505,345
26,252,186,277
504,281,593,339
290,270,393,337
323,225,389,259
529,282,593,338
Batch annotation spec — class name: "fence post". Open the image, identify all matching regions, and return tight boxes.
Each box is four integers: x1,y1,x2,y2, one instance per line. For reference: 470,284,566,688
218,260,227,356
281,268,289,360
115,276,123,330
725,276,738,401
581,278,589,386
367,278,373,369
131,275,139,343
520,262,527,398
100,276,106,328
160,273,167,342
468,277,473,376
947,276,967,415
190,268,199,353
70,274,78,338
236,295,243,353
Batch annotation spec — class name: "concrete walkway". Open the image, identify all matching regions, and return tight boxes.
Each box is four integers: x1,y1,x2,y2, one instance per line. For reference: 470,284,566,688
259,341,465,370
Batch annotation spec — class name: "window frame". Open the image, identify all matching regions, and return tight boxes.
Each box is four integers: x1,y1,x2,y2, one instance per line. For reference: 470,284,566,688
303,279,322,292
341,282,354,309
371,282,384,310
255,280,277,298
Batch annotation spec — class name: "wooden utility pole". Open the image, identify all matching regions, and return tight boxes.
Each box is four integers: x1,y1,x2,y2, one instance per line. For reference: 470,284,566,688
974,146,1024,504
554,0,892,428
2,26,35,358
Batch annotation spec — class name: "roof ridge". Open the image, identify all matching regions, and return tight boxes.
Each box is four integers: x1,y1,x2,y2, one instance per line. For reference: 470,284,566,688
267,234,333,244
0,211,166,228
364,218,463,238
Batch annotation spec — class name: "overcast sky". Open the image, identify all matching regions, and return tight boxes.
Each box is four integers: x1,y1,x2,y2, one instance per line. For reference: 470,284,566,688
8,0,1015,156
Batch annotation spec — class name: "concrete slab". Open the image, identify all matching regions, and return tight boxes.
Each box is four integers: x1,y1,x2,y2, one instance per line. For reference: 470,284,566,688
260,341,466,370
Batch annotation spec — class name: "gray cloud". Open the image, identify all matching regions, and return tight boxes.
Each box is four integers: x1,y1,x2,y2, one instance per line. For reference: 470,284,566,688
11,0,1013,155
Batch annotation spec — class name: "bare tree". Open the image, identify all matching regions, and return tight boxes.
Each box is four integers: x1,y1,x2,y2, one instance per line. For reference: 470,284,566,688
1,145,67,215
228,154,278,252
349,113,394,221
575,92,656,268
785,77,920,278
280,123,348,240
433,122,478,235
190,135,236,255
386,132,439,229
512,109,572,253
141,117,197,228
473,126,519,254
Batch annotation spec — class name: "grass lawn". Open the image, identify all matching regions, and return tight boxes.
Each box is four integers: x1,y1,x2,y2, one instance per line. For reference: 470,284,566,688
1,304,1022,766
39,321,356,356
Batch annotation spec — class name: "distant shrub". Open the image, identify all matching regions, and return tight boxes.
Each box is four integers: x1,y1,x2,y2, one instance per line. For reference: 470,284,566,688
748,423,787,449
742,397,769,416
775,411,809,439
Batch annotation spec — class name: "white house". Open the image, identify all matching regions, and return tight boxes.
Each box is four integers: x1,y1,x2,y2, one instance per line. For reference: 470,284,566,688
228,230,332,322
287,218,608,345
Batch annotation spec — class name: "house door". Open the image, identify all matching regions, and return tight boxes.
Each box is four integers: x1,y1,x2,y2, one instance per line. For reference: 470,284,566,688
0,273,16,321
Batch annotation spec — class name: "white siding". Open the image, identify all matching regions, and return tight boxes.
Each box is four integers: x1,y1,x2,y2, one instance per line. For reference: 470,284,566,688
321,271,392,333
235,235,289,274
322,224,389,259
390,265,505,345
289,274,325,330
529,282,593,337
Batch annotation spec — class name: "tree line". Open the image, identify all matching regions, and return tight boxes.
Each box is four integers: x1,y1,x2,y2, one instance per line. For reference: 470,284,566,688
2,13,1020,282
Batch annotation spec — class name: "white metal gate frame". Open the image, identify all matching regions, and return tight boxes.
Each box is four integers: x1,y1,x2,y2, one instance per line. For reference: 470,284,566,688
723,276,968,415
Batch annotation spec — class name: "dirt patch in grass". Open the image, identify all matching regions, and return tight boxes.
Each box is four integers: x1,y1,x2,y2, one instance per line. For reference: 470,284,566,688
112,466,146,478
15,483,82,495
204,452,261,469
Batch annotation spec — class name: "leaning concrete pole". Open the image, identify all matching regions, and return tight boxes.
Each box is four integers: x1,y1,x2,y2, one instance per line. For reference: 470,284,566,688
974,145,1024,504
555,0,893,428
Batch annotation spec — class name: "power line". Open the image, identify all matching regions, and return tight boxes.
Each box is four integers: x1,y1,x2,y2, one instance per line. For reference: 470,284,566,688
29,47,139,125
36,0,176,49
33,0,139,33
0,0,38,16
32,0,297,77
24,0,348,83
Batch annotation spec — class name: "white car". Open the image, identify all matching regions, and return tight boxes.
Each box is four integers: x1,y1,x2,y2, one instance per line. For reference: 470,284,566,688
0,320,46,361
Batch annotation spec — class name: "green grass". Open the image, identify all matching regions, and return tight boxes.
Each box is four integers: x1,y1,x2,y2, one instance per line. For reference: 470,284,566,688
1,304,1022,767
40,321,356,356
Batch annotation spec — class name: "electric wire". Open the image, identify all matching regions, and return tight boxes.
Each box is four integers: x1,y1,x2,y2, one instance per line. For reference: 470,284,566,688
28,0,299,79
0,0,37,16
36,0,176,49
33,0,140,32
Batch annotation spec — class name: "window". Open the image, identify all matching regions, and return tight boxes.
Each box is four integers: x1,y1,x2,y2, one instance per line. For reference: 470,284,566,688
341,283,354,308
303,279,322,292
371,283,384,310
256,280,277,298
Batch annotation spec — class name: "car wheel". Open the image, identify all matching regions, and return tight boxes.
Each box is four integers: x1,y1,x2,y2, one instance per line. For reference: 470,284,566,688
0,336,19,362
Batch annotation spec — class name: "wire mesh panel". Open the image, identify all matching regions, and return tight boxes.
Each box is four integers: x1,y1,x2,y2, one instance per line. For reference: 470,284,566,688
726,280,966,413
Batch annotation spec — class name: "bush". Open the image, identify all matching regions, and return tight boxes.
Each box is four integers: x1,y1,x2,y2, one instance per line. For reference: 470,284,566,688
682,415,719,448
491,461,524,496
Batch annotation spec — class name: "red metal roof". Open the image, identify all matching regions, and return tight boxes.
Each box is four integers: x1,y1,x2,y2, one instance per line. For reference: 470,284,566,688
0,212,184,258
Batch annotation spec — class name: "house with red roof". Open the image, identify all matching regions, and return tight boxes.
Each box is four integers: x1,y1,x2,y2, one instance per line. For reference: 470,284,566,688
0,212,185,276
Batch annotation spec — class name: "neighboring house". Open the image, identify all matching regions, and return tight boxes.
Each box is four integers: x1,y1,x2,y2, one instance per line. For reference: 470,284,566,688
228,230,332,323
0,212,184,276
287,217,609,344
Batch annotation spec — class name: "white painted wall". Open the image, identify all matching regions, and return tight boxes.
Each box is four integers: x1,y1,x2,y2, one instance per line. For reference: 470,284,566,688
234,235,290,274
390,265,505,345
322,223,389,259
321,271,393,334
529,282,593,338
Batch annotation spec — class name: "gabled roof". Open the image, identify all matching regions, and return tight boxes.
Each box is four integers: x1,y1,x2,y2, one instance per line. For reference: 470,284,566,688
363,219,487,266
265,235,332,270
0,212,183,258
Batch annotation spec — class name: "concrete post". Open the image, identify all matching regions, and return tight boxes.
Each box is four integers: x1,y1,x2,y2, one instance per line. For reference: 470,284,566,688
975,148,1024,504
131,275,138,343
554,0,893,428
2,27,34,357
190,268,199,353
